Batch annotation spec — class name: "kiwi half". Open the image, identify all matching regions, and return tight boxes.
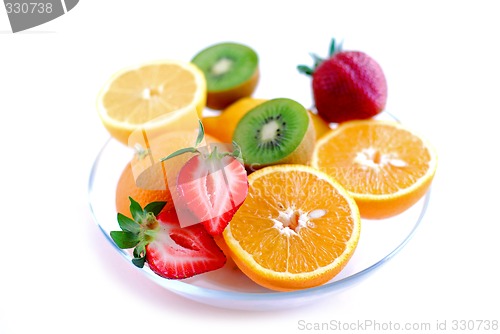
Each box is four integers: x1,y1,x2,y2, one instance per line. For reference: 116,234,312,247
192,42,259,110
232,98,315,170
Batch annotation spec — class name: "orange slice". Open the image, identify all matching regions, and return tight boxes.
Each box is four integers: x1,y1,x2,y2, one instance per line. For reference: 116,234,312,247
115,162,173,219
312,120,438,219
97,60,206,145
222,164,361,291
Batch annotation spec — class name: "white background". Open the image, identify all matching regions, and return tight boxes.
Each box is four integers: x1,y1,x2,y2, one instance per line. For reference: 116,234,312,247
1,1,499,333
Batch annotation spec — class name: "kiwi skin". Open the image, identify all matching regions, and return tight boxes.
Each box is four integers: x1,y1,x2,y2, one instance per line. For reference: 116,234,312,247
206,68,260,110
192,42,260,110
272,112,315,165
236,101,316,172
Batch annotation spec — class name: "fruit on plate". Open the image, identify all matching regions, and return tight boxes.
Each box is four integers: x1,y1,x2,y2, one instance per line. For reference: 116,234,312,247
110,198,226,279
192,42,259,110
202,97,267,142
232,98,315,170
222,164,361,291
97,59,206,145
116,162,173,219
116,131,221,218
202,97,331,143
101,39,438,291
312,120,438,219
298,38,387,123
161,121,248,235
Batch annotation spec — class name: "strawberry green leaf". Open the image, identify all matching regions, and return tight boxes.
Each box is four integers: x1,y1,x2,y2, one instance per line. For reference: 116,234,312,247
132,241,147,268
110,231,139,249
311,53,324,68
133,242,146,258
297,65,314,76
329,38,336,57
132,256,146,268
195,120,205,147
129,197,144,222
144,201,167,216
117,213,140,233
335,39,343,54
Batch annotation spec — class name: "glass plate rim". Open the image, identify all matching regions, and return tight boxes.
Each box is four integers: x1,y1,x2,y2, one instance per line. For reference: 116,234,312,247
88,134,431,305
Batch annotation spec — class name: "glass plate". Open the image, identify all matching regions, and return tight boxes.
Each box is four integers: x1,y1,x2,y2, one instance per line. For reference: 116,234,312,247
88,117,431,311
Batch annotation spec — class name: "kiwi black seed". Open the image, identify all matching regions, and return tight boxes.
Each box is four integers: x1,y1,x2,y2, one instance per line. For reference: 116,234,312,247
192,42,259,110
232,98,313,169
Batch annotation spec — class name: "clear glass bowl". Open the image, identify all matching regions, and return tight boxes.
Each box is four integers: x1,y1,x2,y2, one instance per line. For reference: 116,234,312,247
88,119,431,311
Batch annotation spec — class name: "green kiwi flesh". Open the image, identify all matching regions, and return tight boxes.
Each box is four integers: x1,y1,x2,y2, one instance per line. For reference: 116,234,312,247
232,98,310,167
192,42,258,92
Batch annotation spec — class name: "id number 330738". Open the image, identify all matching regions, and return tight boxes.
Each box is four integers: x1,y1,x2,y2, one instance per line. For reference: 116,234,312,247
5,2,53,14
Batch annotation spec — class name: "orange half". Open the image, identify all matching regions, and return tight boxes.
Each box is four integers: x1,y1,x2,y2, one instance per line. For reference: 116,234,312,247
223,164,361,291
312,120,438,219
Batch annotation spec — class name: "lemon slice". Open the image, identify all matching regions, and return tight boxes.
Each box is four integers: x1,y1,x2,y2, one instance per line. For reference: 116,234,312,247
97,60,206,145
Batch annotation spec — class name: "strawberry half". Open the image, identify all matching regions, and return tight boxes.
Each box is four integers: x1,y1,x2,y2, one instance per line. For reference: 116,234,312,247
161,121,248,236
298,38,387,123
177,151,248,235
110,198,226,279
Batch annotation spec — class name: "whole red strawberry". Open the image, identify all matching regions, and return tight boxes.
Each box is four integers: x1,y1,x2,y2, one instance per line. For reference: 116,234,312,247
298,39,387,123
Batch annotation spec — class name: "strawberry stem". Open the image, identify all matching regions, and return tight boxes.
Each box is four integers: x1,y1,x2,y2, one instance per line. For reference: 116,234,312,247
161,147,200,161
160,119,242,162
160,120,205,162
110,197,167,269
